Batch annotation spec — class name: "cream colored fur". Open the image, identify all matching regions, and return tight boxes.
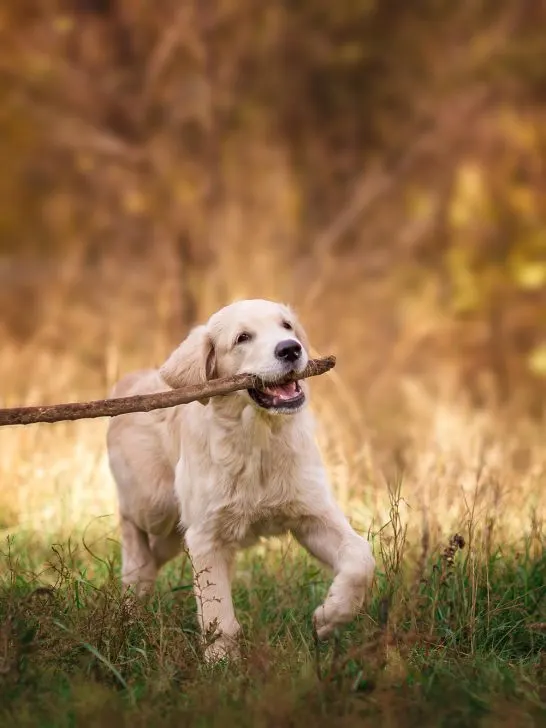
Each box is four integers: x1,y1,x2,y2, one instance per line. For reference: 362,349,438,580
107,299,375,661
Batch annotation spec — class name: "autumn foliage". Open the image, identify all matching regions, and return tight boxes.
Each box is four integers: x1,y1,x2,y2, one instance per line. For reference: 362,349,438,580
0,1,545,406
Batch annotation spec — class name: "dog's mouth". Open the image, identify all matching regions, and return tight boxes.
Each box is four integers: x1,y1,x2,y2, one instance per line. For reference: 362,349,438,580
247,380,305,412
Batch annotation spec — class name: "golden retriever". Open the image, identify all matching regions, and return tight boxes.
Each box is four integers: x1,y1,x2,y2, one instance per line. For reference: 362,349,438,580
107,299,375,661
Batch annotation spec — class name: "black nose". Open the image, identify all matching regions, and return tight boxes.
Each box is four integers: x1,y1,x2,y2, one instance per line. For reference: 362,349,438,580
275,339,302,363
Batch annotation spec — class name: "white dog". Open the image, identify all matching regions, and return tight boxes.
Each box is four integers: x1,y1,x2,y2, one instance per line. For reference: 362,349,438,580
107,299,375,661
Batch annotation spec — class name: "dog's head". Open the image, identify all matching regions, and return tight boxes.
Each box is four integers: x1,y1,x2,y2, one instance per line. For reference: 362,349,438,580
159,299,311,415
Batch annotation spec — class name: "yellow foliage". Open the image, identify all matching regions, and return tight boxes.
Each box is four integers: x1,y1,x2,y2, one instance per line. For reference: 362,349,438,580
448,163,490,230
446,246,481,314
122,190,148,216
0,0,544,403
407,188,435,223
528,344,546,377
509,186,536,218
498,108,538,151
52,15,74,35
510,255,546,291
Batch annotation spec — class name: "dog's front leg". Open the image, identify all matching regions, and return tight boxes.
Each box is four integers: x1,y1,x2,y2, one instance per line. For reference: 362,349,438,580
185,528,240,662
293,508,375,639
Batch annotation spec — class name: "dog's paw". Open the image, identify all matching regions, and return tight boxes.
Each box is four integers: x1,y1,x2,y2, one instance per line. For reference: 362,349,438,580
203,632,241,664
312,593,360,640
313,603,339,640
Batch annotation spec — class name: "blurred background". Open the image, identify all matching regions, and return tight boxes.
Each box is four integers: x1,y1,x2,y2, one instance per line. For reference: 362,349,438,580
0,1,545,548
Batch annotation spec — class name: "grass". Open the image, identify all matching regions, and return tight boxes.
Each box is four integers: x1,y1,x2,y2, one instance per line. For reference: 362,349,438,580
0,267,545,726
0,506,544,727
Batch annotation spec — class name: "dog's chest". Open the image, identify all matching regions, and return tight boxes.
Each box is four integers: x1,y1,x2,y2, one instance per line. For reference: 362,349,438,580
211,423,302,545
211,414,295,487
214,488,301,547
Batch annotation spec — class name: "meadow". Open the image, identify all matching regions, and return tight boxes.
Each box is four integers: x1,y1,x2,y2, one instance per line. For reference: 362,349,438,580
0,268,544,728
1,3,546,723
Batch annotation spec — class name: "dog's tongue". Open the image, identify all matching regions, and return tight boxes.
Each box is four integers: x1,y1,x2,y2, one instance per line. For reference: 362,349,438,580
263,381,298,400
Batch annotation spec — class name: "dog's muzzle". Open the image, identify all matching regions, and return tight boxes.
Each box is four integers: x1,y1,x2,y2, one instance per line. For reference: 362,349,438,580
247,379,305,413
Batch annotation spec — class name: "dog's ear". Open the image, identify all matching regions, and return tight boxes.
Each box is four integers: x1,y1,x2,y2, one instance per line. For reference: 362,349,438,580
159,325,217,404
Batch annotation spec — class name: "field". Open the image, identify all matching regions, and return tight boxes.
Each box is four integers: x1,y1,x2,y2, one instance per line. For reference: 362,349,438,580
0,273,544,728
1,2,546,725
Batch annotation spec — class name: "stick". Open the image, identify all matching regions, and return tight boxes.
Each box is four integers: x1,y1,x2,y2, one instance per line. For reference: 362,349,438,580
0,356,336,428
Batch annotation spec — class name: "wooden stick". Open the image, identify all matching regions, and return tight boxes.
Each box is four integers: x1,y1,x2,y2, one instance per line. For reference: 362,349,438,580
0,356,336,428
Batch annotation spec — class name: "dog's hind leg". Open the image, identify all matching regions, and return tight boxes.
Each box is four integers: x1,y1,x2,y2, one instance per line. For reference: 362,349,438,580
149,530,183,569
120,516,158,596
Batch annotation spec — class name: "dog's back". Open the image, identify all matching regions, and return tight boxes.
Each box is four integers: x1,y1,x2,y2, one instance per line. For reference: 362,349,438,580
109,368,165,400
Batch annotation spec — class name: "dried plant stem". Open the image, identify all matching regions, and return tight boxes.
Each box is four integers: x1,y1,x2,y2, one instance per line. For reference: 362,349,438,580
0,356,336,428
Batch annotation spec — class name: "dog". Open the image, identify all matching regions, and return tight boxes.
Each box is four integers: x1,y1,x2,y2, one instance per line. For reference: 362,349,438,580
107,299,375,661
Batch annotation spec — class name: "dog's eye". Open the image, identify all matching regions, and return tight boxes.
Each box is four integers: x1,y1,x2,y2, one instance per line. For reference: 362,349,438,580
235,331,252,345
282,320,293,331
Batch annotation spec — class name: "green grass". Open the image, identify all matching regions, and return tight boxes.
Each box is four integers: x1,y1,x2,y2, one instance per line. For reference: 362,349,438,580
0,532,544,728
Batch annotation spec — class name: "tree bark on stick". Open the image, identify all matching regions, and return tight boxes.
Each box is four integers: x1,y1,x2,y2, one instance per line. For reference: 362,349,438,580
0,356,336,427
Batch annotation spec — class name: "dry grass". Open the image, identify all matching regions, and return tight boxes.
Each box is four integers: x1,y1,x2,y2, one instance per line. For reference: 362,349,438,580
0,261,545,726
1,264,543,549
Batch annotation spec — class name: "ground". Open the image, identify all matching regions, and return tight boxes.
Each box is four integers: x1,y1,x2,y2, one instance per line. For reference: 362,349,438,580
1,516,544,727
